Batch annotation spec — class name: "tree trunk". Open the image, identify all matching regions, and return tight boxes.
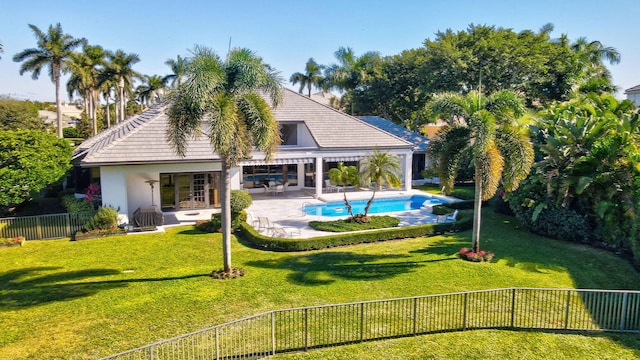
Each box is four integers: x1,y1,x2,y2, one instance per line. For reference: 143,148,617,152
471,161,483,253
90,88,97,136
54,65,63,139
221,157,232,273
363,187,377,217
119,76,125,123
105,97,111,128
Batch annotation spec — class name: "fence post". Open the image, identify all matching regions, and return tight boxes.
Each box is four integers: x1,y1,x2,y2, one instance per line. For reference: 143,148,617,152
36,216,43,240
149,345,154,360
271,312,276,355
564,290,572,329
304,308,309,351
510,288,516,328
413,297,418,335
620,292,629,331
462,292,468,331
65,213,71,237
215,327,219,360
359,302,365,341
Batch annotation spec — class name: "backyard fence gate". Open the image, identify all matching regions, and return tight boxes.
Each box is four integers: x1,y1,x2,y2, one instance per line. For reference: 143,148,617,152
100,287,640,360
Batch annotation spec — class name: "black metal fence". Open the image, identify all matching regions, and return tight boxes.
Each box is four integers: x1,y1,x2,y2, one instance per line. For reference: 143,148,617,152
100,288,640,359
0,211,95,240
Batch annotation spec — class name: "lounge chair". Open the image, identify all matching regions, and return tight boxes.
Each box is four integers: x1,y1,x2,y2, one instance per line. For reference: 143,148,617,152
271,226,300,238
246,211,260,228
274,184,285,196
436,209,459,223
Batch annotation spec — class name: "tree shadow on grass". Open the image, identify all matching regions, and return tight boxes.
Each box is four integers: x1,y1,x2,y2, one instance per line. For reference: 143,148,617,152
0,267,209,310
247,252,427,286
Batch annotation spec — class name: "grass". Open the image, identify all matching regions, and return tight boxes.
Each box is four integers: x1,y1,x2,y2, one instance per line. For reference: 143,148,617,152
1,209,639,359
308,215,400,232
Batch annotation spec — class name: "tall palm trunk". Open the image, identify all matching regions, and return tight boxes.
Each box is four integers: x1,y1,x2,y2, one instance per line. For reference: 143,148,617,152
119,76,125,122
471,161,483,253
53,64,63,138
221,157,232,272
105,97,111,128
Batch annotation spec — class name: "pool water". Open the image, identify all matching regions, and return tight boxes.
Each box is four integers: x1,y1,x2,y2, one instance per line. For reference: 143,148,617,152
303,195,448,217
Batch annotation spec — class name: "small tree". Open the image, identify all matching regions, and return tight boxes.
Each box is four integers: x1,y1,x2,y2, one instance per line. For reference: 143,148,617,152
359,149,401,217
328,162,360,219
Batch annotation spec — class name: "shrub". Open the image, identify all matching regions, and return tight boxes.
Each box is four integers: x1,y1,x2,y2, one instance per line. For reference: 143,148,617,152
509,184,593,243
60,194,93,213
230,190,252,212
198,210,248,233
62,127,79,138
309,216,400,232
84,206,119,231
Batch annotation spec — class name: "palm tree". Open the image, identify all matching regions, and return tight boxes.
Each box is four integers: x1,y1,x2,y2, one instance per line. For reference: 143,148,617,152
136,74,167,107
359,149,402,217
427,90,534,253
325,47,380,92
13,23,84,138
167,46,283,274
67,44,106,135
569,37,620,94
104,49,141,122
163,55,187,88
324,47,380,114
289,58,326,96
328,162,360,218
0,40,3,59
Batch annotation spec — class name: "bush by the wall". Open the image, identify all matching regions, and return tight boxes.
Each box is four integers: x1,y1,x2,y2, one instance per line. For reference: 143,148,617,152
83,206,119,231
201,210,248,233
61,195,93,213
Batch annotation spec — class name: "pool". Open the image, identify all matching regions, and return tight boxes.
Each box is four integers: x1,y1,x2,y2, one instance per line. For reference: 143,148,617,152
303,194,449,217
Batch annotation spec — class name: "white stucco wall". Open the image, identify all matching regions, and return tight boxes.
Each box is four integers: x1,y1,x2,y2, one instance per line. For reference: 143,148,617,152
297,123,316,147
627,91,640,107
100,162,222,222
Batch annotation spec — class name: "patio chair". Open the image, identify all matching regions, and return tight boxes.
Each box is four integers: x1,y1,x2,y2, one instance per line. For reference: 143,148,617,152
436,209,459,223
258,217,274,233
246,211,260,228
274,184,285,196
325,179,341,193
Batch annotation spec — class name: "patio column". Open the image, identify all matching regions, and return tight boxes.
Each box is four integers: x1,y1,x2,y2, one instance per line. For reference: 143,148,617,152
403,153,413,190
315,156,323,198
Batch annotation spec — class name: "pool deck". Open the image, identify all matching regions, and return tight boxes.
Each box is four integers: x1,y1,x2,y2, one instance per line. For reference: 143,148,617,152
150,189,458,238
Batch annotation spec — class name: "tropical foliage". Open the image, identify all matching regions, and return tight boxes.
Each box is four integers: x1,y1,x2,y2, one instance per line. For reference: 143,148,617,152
426,90,534,252
0,130,72,208
328,162,360,218
359,149,402,216
13,23,84,138
167,46,283,274
510,94,640,261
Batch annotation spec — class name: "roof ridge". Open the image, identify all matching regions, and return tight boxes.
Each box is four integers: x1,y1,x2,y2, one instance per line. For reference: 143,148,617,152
74,104,168,161
283,89,413,147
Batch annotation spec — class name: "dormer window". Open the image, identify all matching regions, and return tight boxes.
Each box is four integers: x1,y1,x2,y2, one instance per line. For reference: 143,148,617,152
281,124,297,145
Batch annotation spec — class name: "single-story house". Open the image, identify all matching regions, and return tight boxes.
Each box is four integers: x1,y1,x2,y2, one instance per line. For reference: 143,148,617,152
71,89,414,223
358,116,430,179
625,85,640,107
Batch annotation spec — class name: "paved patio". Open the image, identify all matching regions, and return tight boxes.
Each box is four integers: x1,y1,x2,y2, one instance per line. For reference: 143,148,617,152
150,189,456,238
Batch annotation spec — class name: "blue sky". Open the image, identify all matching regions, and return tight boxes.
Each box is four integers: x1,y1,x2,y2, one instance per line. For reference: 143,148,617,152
1,0,639,102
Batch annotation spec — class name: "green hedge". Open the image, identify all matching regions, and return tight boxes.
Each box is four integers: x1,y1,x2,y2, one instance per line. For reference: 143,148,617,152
238,208,473,252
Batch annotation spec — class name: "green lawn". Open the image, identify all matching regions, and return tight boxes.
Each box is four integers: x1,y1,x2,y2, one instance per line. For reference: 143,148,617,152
1,209,639,359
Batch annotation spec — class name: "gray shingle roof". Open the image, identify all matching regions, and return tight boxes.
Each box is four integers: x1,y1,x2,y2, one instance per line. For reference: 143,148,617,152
625,84,640,93
74,88,412,166
358,116,429,152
